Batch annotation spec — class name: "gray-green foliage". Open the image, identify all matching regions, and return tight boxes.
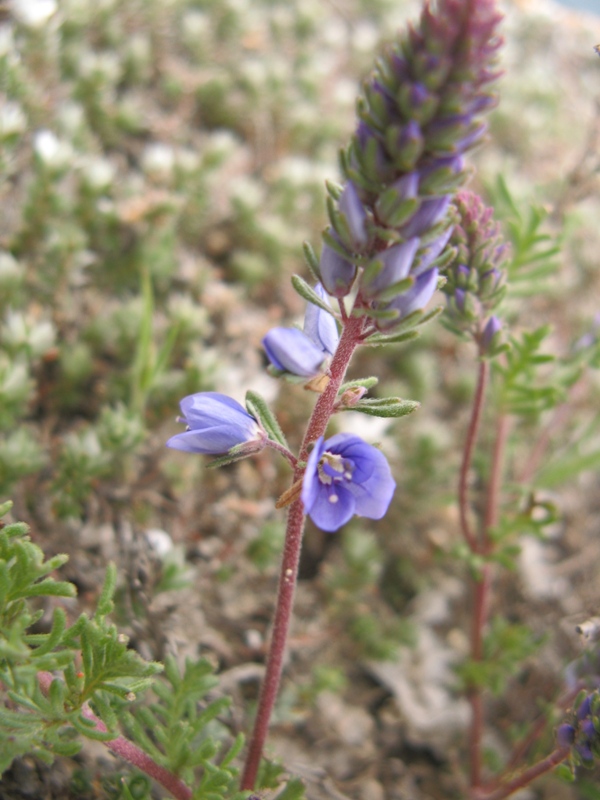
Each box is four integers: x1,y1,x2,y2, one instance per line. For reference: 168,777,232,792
0,501,263,798
0,500,160,771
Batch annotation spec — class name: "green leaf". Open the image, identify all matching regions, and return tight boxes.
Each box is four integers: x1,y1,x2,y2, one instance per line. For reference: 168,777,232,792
302,242,321,283
245,390,289,449
344,397,420,418
338,377,379,393
290,274,337,317
364,329,420,346
95,562,117,619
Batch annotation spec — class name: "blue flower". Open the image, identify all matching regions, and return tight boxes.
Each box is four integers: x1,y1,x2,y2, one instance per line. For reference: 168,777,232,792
301,433,396,532
167,392,265,454
263,285,339,378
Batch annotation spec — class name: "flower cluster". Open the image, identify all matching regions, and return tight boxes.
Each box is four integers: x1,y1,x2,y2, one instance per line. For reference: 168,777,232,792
557,692,600,764
441,190,509,354
311,0,503,331
167,393,395,532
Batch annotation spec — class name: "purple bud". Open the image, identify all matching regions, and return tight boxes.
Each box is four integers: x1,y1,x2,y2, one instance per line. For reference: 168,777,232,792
338,182,368,249
454,288,466,312
412,226,453,275
363,238,420,297
556,723,576,749
455,264,471,287
581,719,597,740
481,315,502,353
319,240,357,297
578,695,593,721
386,267,439,322
401,195,451,238
576,742,594,762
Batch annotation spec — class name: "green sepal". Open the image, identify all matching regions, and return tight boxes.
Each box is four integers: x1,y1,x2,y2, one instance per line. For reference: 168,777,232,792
370,276,414,303
321,228,358,262
302,242,321,283
325,180,343,200
245,390,289,449
204,450,256,469
352,305,399,321
375,192,419,229
364,329,420,346
338,377,379,393
344,397,420,418
290,275,337,318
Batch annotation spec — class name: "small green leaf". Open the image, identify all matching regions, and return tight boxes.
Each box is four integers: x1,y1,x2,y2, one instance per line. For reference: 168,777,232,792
364,329,420,346
95,563,117,619
290,275,337,317
245,390,289,449
302,242,321,283
345,397,420,418
338,377,379,393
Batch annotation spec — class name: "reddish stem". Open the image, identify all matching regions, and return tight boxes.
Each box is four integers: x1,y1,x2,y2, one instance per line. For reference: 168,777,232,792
472,747,570,800
241,315,364,790
459,359,489,551
37,672,192,800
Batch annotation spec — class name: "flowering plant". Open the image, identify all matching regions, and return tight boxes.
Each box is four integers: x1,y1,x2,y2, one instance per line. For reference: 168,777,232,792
3,1,600,799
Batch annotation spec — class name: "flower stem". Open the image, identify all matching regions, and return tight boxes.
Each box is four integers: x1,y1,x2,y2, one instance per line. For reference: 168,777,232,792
37,672,192,800
459,359,489,551
241,314,364,790
472,747,570,800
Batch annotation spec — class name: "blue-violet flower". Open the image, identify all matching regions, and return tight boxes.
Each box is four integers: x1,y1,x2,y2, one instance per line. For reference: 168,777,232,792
301,433,396,532
167,392,265,454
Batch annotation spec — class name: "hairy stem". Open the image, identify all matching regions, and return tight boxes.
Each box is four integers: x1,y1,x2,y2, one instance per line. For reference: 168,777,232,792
37,672,192,800
241,314,364,790
459,359,489,551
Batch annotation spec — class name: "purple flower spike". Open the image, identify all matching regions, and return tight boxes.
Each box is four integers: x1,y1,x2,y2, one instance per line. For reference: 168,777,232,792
339,182,368,249
303,284,339,356
167,392,264,455
387,267,439,321
301,434,396,532
263,327,329,378
401,195,451,238
320,241,357,297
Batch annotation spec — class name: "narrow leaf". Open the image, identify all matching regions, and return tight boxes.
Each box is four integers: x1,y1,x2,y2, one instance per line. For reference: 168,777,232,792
245,390,289,448
290,275,337,317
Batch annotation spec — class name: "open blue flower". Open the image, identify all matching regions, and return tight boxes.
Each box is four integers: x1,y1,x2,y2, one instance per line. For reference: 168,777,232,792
167,392,265,454
301,433,396,532
263,285,339,378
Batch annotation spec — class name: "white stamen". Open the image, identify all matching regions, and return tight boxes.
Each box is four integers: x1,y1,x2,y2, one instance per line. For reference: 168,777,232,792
328,493,339,504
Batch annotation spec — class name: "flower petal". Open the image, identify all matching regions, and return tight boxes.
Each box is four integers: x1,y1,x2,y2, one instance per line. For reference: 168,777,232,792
263,327,328,377
303,284,339,356
301,436,326,511
306,483,356,532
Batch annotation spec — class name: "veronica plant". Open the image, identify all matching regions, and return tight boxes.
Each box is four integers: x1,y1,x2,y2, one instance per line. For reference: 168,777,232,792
165,0,505,790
